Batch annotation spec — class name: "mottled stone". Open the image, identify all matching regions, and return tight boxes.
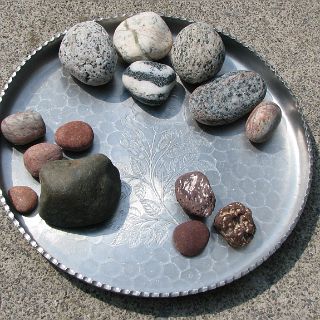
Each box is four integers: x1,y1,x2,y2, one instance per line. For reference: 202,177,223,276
214,202,256,248
246,101,282,143
113,12,173,63
8,186,38,215
39,154,121,228
23,143,63,178
122,61,176,105
175,171,215,218
59,21,117,86
173,220,210,257
170,22,225,84
1,111,46,145
189,71,267,126
55,121,94,151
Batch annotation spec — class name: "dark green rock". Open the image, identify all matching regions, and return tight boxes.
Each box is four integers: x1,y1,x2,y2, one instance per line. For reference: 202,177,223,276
39,154,121,228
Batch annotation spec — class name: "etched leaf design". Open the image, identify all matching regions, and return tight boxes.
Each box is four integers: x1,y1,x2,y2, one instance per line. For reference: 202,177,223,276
141,199,162,215
134,182,146,200
158,131,173,151
120,182,131,201
130,158,145,177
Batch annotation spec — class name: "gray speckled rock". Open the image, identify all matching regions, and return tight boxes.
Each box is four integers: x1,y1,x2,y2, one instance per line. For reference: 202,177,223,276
122,61,176,106
246,101,282,143
39,154,121,228
189,71,267,126
113,12,173,63
170,22,225,84
1,111,46,145
59,21,117,86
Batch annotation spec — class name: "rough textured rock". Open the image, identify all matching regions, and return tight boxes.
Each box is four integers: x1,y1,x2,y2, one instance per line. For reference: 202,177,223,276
189,71,267,125
39,154,121,228
246,101,282,143
170,22,225,84
23,143,63,178
59,21,117,86
122,61,176,105
214,202,256,248
55,121,94,151
175,171,215,217
113,12,173,63
173,220,210,257
1,111,46,145
8,186,38,215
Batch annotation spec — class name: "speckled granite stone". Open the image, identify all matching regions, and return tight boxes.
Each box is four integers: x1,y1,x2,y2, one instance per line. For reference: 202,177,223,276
0,1,319,320
113,12,173,63
189,71,266,125
171,22,225,84
122,61,176,105
59,21,117,86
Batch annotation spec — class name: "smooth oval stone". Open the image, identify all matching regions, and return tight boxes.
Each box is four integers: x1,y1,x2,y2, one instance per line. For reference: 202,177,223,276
246,101,282,143
189,71,267,126
173,220,210,257
39,154,121,228
55,121,94,151
1,111,46,145
113,12,173,63
175,171,215,217
23,143,63,178
170,22,225,84
59,21,117,86
122,61,176,106
8,186,38,215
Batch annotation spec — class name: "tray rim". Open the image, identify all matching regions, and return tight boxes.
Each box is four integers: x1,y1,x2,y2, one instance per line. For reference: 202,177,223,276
0,14,314,298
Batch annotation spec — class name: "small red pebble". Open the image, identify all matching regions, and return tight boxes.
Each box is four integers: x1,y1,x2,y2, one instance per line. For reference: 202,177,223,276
173,220,210,257
55,121,94,152
8,186,38,215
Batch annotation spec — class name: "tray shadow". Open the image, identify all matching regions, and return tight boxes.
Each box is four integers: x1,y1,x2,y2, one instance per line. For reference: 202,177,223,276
56,131,318,318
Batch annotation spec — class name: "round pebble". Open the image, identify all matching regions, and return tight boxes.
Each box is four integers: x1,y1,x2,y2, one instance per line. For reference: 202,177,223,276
55,121,94,151
23,143,63,178
173,220,210,257
175,171,215,218
59,21,117,86
214,202,256,248
171,22,225,84
122,61,176,106
189,71,267,126
1,111,46,145
113,12,173,63
8,186,38,215
246,101,282,143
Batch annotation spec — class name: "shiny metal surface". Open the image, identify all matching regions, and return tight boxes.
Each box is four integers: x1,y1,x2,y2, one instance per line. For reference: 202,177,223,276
0,16,313,297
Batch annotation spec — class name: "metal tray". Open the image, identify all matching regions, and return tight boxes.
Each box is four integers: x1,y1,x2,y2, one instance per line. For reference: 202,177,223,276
0,15,313,297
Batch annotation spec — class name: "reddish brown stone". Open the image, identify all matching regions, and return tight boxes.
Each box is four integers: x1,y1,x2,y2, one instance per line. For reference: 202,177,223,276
23,143,63,178
8,186,38,215
173,220,210,257
55,121,94,152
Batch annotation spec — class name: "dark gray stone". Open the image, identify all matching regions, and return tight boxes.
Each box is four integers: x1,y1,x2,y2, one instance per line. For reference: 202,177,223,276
39,154,121,228
189,71,267,126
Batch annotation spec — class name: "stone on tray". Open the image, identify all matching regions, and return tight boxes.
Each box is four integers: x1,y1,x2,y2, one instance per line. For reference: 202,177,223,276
175,171,215,218
214,202,256,248
55,121,94,151
23,143,63,178
122,61,176,106
245,101,282,143
170,22,225,84
173,220,210,257
39,154,121,228
1,111,46,145
113,12,173,63
59,21,117,86
189,71,267,126
8,186,38,215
